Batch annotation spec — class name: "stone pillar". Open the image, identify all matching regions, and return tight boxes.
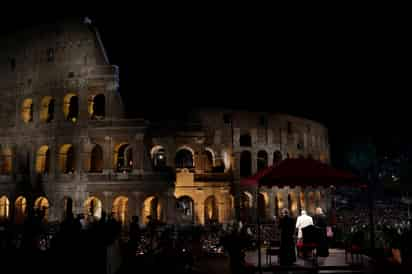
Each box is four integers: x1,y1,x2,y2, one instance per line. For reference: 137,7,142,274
218,194,226,224
214,130,221,145
251,150,257,175
195,193,204,225
267,129,273,145
75,140,82,179
250,128,258,146
268,191,275,219
103,136,112,173
103,191,113,215
134,133,144,173
233,128,240,146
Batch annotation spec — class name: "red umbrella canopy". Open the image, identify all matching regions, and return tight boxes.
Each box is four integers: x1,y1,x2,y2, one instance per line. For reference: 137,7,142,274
241,158,365,188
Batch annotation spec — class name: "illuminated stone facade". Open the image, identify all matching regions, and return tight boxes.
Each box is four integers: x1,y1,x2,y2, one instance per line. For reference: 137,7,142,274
0,18,331,226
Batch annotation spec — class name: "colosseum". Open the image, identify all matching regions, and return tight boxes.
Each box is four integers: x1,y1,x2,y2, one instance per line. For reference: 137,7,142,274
0,18,331,227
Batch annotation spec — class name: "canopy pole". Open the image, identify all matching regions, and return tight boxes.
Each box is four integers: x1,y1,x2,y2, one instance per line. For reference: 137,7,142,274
257,184,262,274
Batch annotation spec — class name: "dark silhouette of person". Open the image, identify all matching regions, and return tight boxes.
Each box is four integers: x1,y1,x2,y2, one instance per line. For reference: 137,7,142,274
314,207,329,257
278,208,296,265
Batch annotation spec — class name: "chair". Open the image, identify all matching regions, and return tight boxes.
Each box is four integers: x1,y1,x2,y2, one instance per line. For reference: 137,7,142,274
265,240,281,265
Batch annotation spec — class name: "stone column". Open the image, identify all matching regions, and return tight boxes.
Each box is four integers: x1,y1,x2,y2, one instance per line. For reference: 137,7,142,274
250,128,258,146
103,191,113,215
251,150,257,175
195,197,204,225
268,191,275,219
134,133,144,173
267,129,273,145
103,136,112,173
75,140,82,179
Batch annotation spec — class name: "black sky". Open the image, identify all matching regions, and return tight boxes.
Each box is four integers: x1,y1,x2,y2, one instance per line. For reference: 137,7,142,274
1,13,410,162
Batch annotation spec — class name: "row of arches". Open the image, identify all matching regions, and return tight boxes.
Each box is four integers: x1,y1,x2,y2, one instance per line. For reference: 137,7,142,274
240,150,282,177
0,195,162,226
151,146,221,172
21,93,105,124
0,196,49,223
1,142,134,175
240,190,326,222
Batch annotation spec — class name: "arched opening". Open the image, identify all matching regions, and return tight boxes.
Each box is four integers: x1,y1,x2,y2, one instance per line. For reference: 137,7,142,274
63,93,79,123
40,96,54,123
257,150,268,171
202,149,214,172
240,151,252,177
90,145,103,173
258,193,267,222
63,196,73,219
14,196,27,224
114,143,133,172
308,192,315,215
204,196,218,224
89,94,105,120
34,196,49,221
59,144,75,173
300,191,305,211
273,151,282,165
315,191,321,208
177,196,194,224
289,192,298,216
84,196,102,220
0,196,10,220
142,196,161,225
21,98,33,123
240,191,253,223
0,148,12,175
175,148,194,169
151,146,167,171
239,133,252,147
112,196,128,226
36,145,50,174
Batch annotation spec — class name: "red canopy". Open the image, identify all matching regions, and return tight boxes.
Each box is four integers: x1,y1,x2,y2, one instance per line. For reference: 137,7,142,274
241,158,365,188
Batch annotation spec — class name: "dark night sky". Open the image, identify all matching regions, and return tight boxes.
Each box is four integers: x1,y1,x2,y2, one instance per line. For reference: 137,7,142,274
1,13,410,164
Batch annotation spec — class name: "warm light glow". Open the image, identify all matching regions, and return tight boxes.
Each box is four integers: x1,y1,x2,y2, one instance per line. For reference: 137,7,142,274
142,196,161,224
36,145,50,174
63,93,78,122
34,196,49,221
84,196,102,219
21,98,33,123
15,196,27,224
0,196,10,219
59,144,74,173
40,96,54,123
112,196,128,225
1,148,12,174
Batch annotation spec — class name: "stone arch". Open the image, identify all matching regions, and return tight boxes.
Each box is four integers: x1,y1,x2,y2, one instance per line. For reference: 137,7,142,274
88,93,105,120
239,132,252,147
258,192,268,221
84,196,103,220
240,151,252,177
21,98,33,123
201,148,214,172
90,144,103,173
273,151,282,164
177,195,195,224
112,196,128,226
36,145,50,174
308,191,315,215
59,144,75,173
299,191,305,211
204,195,218,224
175,147,194,169
0,147,13,174
240,191,253,222
142,196,161,225
0,195,10,220
14,196,27,224
63,93,79,123
257,150,268,171
151,145,167,170
40,96,54,123
34,196,49,221
288,191,298,216
114,143,133,172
